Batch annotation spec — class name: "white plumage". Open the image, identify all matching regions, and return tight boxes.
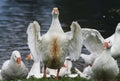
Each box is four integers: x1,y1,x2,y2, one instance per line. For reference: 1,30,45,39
80,28,105,64
80,23,120,65
76,41,119,81
26,7,82,80
75,66,93,80
0,70,3,80
92,44,119,81
111,23,120,58
26,21,42,79
1,50,28,81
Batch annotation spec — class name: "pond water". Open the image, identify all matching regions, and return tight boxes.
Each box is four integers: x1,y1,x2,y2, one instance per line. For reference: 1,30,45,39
0,0,120,71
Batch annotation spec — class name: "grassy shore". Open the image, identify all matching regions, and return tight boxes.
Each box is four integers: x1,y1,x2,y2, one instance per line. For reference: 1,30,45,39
1,76,119,81
1,73,120,81
10,77,91,81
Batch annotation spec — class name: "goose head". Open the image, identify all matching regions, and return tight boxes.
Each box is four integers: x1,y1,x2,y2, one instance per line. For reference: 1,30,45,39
11,50,21,65
104,41,112,49
52,7,59,18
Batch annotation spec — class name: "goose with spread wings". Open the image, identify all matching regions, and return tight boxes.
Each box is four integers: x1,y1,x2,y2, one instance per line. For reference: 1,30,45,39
79,28,105,65
80,23,120,65
27,7,82,80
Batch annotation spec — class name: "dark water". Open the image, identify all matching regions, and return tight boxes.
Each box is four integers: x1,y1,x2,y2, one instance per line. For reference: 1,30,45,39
0,0,57,68
0,0,120,71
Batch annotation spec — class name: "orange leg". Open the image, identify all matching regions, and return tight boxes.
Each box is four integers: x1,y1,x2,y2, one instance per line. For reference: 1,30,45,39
55,68,60,80
43,65,46,78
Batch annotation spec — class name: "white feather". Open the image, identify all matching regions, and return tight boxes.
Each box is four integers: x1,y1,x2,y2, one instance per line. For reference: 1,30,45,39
27,21,42,62
68,22,82,61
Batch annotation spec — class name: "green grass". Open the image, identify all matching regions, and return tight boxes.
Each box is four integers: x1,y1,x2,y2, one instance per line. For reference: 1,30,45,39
13,77,91,81
1,76,120,81
1,73,120,81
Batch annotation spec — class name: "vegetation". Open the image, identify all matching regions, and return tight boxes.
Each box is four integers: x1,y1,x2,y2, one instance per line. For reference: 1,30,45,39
1,72,120,81
1,76,120,81
11,77,91,81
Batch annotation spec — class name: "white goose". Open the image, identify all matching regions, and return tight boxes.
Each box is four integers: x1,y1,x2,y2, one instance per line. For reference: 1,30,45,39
92,41,119,81
1,50,28,81
110,23,120,58
66,28,105,65
80,23,120,65
27,7,82,80
80,28,105,65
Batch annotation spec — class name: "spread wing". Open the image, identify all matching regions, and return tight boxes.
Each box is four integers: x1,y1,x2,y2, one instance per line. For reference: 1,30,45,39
67,21,83,61
26,21,42,62
81,28,105,54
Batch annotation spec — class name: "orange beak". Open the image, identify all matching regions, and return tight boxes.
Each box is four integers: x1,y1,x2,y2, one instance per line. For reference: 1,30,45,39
104,42,109,49
25,54,32,60
53,7,59,14
16,58,21,65
62,64,67,68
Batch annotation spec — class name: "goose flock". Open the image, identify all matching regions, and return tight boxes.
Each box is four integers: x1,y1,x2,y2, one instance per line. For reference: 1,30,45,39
0,7,119,81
